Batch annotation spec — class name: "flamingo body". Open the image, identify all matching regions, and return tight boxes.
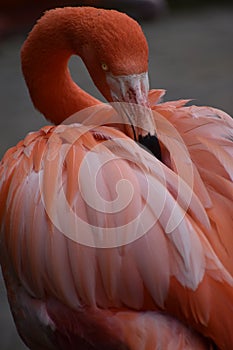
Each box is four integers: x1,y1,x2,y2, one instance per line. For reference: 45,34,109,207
1,7,233,350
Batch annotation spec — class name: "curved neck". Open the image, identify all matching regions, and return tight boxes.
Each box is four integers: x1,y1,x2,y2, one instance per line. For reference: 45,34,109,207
21,8,101,125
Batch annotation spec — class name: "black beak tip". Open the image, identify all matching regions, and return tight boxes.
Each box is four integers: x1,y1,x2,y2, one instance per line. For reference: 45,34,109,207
138,133,162,161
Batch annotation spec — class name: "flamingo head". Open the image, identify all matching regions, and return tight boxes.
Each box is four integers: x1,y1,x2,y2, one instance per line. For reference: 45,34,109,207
77,8,155,140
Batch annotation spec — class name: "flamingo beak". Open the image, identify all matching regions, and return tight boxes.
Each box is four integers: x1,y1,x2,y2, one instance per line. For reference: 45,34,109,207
106,71,156,140
107,71,149,107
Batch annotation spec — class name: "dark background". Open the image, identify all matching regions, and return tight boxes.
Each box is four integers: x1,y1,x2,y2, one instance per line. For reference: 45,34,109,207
0,2,233,349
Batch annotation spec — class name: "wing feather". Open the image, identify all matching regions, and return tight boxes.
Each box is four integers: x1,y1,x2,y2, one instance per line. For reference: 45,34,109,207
1,97,233,348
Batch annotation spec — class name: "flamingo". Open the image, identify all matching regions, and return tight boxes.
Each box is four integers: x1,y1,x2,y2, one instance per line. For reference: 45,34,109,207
0,6,233,350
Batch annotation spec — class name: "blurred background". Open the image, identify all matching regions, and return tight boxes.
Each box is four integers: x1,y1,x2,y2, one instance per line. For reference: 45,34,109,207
0,1,233,349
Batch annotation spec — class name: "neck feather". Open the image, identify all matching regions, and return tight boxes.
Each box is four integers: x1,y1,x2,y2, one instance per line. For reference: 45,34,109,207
21,8,101,125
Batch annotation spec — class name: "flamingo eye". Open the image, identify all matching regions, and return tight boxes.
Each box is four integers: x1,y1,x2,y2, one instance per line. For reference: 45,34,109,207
101,63,109,71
